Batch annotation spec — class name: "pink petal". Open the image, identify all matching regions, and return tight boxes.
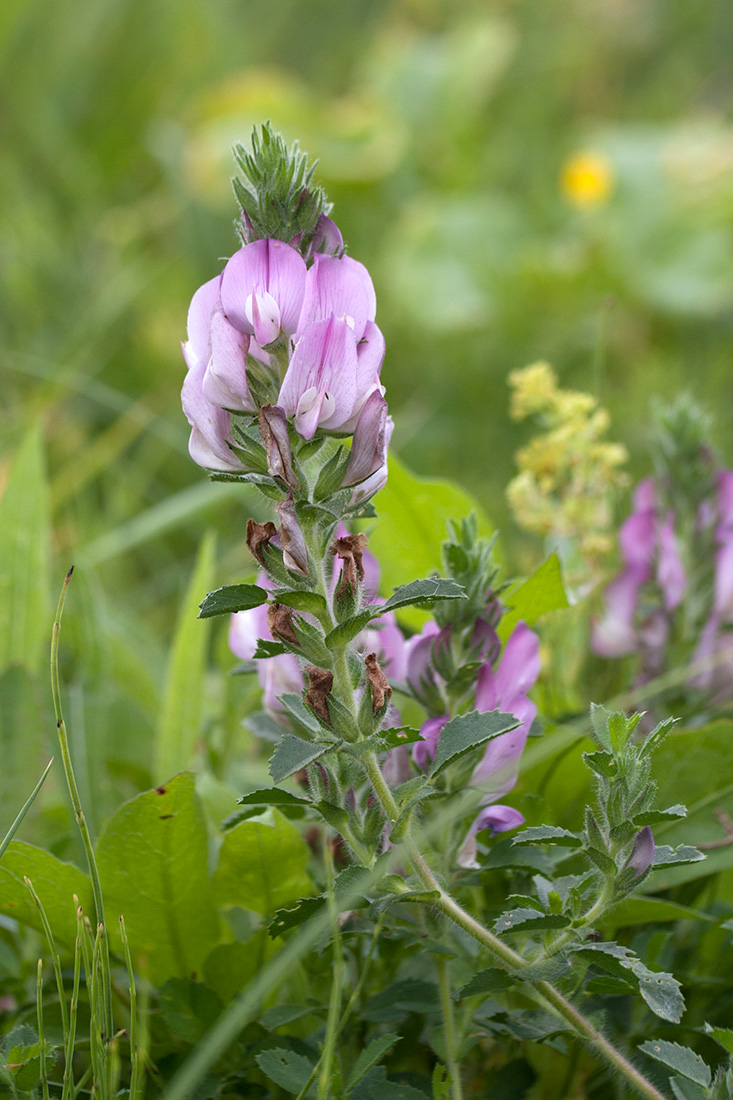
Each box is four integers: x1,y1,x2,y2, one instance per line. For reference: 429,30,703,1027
185,274,222,368
221,239,306,338
657,516,686,610
298,254,376,341
202,306,256,412
494,623,541,704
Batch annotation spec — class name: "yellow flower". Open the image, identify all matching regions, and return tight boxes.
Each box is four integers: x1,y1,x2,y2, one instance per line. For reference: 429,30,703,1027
561,151,614,208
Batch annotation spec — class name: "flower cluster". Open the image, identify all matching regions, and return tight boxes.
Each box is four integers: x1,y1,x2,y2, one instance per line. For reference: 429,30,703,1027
507,361,628,589
592,397,733,705
181,233,390,495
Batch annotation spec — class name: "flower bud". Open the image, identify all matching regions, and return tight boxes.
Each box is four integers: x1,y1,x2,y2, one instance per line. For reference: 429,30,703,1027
258,404,299,489
627,825,655,876
305,666,333,725
345,391,391,486
275,496,309,576
365,652,392,714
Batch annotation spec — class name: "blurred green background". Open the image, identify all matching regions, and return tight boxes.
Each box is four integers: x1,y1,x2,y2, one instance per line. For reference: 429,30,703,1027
2,0,733,833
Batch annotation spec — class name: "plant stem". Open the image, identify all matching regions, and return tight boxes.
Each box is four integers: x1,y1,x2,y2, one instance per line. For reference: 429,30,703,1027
37,959,51,1100
435,955,464,1100
361,749,669,1100
51,567,114,1040
318,842,344,1100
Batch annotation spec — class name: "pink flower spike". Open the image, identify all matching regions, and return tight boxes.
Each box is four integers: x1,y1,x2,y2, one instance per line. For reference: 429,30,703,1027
494,623,541,705
657,516,686,610
221,239,307,342
412,714,449,770
591,566,645,657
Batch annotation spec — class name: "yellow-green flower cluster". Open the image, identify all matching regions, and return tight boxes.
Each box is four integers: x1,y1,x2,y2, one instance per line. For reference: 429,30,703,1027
507,362,628,573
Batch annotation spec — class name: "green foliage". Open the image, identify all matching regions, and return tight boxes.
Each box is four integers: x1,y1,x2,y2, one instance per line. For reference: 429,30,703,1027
198,581,269,618
497,554,569,642
0,842,92,945
429,710,520,777
212,807,313,915
96,772,219,985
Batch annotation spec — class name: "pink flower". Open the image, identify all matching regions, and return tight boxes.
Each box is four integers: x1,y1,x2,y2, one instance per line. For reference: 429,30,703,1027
297,253,377,341
180,362,244,473
221,239,307,346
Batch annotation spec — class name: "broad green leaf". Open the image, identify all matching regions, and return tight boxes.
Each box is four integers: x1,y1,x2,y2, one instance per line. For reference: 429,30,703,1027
513,825,581,847
366,456,495,629
0,841,92,945
269,896,324,938
634,805,687,826
0,425,50,671
269,735,329,783
577,942,684,1022
494,908,570,933
639,1041,711,1089
345,1034,402,1094
154,533,215,781
497,554,568,642
429,710,520,777
653,845,705,867
96,772,219,986
457,968,515,998
212,808,313,915
256,1048,316,1095
380,577,465,613
198,581,268,618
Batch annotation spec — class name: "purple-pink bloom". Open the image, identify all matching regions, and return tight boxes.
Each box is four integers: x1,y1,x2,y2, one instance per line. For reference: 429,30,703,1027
181,362,245,472
202,306,257,413
627,825,655,876
278,317,384,440
412,714,450,771
221,239,307,346
345,390,391,486
297,254,376,341
691,469,733,699
457,805,525,869
228,591,303,719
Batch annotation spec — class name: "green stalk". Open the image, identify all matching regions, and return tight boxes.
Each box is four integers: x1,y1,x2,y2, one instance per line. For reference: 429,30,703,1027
37,959,51,1100
25,876,69,1037
62,907,83,1100
435,956,463,1100
121,916,144,1100
51,567,114,1040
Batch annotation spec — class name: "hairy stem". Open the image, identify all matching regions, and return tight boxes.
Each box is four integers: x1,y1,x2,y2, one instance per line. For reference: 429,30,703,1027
362,750,668,1100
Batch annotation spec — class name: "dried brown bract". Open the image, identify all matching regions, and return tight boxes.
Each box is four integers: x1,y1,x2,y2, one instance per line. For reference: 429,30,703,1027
305,665,334,724
331,532,369,599
365,652,392,713
246,519,277,565
267,603,299,646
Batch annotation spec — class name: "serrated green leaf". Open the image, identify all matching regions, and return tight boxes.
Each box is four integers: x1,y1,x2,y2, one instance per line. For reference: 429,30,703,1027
237,788,312,809
0,425,50,672
653,844,705,867
577,942,684,1022
582,750,618,778
589,703,612,752
494,908,571,934
361,979,441,1022
154,532,215,780
380,577,465,613
269,896,324,938
375,727,422,751
273,589,329,616
634,805,687,826
370,888,441,915
212,808,313,915
704,1024,733,1056
513,825,581,847
253,638,288,658
269,735,329,783
197,581,268,618
158,978,224,1044
429,710,520,777
96,772,219,985
497,553,568,642
639,1040,711,1088
669,1077,708,1100
457,967,515,998
345,1034,401,1094
278,692,321,734
256,1048,316,1095
325,608,374,648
